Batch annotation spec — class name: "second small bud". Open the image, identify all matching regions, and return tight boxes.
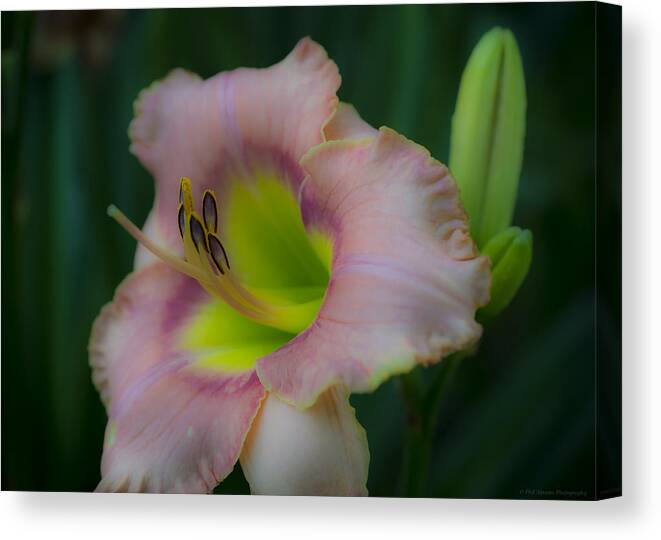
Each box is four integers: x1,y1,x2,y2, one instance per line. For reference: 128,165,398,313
479,226,533,320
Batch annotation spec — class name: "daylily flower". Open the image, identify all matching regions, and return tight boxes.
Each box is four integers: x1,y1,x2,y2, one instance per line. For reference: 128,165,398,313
89,38,490,495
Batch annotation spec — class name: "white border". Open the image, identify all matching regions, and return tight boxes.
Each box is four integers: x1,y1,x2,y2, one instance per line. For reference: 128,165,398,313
0,0,629,10
3,0,661,539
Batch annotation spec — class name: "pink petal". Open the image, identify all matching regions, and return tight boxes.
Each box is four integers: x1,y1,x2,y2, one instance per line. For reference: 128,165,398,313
322,102,378,141
90,264,265,493
240,387,369,496
257,127,491,407
128,38,340,269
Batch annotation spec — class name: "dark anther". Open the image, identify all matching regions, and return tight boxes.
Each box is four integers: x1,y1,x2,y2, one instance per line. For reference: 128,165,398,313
203,191,218,234
189,214,207,253
208,233,230,275
177,204,185,239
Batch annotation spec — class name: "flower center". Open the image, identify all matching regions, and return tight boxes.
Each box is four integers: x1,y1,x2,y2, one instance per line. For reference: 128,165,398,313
108,177,330,335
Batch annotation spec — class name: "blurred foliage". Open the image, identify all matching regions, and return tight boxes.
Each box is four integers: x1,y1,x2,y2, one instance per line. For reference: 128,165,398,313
2,3,620,497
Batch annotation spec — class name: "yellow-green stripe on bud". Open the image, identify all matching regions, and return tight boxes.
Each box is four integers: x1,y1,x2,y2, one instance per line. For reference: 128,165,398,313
449,27,526,248
479,226,532,319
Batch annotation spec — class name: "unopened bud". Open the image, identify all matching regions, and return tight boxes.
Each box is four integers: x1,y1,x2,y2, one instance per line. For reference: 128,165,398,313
449,27,526,248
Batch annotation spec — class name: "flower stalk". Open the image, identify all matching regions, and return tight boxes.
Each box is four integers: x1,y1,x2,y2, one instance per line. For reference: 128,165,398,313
400,354,463,497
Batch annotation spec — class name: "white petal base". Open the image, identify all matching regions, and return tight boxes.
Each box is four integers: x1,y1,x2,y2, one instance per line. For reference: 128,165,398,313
239,387,369,496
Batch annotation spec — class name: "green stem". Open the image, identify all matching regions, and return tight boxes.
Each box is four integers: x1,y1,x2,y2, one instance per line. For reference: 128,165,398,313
402,421,430,497
399,350,472,497
399,368,424,496
422,353,465,434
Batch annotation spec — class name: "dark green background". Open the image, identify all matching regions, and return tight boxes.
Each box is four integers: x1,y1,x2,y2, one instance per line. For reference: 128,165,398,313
1,3,621,497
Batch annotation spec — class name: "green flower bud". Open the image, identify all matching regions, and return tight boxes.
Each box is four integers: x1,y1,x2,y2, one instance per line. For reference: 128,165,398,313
479,226,532,319
449,27,526,248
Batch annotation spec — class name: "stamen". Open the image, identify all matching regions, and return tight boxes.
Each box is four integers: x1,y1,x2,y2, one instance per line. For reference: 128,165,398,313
176,183,274,316
108,205,271,322
207,232,230,274
180,177,194,215
109,177,317,334
202,190,218,233
189,213,207,254
177,204,185,239
205,252,222,276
